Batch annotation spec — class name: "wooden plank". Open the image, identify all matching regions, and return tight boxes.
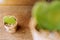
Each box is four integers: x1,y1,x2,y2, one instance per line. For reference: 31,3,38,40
0,6,32,40
0,0,37,6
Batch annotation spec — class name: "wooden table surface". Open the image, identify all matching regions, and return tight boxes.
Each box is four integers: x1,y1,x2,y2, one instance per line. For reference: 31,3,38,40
0,6,33,40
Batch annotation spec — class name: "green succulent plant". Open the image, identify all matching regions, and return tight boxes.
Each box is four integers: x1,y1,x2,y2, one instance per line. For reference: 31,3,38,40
32,1,60,31
3,16,16,25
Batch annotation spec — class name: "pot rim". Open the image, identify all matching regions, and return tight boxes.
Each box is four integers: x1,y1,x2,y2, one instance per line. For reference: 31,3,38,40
3,16,17,28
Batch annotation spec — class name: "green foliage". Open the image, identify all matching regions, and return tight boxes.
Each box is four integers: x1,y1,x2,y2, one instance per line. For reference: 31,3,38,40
3,16,16,25
53,0,60,1
32,1,60,31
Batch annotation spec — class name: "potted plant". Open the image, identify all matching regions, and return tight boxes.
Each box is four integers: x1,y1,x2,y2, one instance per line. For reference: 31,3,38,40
3,16,17,33
29,1,60,40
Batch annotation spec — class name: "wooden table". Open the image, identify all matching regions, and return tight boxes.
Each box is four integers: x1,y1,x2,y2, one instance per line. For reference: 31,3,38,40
0,6,33,40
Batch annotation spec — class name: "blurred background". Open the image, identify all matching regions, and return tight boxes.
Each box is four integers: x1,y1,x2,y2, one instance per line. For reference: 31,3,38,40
0,0,38,40
0,0,53,40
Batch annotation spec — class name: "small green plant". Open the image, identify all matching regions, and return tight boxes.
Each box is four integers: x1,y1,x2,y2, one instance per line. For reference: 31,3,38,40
32,1,60,31
3,16,16,25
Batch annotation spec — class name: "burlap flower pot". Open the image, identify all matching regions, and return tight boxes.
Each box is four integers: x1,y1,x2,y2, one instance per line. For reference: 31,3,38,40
29,18,60,40
3,16,17,33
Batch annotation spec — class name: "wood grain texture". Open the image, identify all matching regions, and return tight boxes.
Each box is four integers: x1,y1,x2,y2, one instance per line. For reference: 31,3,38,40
0,0,38,6
0,6,32,40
